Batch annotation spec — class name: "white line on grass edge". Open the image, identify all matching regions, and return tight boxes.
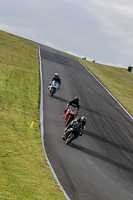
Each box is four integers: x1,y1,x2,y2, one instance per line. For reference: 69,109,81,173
38,45,70,200
79,61,133,120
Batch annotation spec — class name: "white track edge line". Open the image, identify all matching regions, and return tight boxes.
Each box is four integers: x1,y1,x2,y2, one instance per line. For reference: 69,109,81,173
79,61,133,120
38,44,70,200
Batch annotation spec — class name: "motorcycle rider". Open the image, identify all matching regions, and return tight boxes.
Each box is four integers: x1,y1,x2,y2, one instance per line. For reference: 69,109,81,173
62,116,87,140
64,96,80,115
48,73,61,90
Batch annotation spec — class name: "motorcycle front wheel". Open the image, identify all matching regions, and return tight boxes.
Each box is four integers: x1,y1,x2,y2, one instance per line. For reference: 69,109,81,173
65,133,75,145
50,88,55,96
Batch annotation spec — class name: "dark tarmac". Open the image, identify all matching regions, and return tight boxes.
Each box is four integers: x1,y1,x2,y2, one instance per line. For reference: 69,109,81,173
40,44,133,200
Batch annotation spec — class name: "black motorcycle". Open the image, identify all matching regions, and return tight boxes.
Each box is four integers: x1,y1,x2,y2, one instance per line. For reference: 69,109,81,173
62,123,82,145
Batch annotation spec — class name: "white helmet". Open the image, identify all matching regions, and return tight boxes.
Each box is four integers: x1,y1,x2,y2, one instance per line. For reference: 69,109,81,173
81,116,87,125
55,73,59,77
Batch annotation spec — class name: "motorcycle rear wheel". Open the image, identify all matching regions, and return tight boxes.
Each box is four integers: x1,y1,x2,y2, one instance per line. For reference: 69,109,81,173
66,116,72,126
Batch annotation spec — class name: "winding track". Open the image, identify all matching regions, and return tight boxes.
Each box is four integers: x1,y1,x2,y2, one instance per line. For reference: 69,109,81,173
40,44,133,200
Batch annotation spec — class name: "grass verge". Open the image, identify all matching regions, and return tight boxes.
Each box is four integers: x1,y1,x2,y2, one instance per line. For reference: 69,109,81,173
0,30,66,200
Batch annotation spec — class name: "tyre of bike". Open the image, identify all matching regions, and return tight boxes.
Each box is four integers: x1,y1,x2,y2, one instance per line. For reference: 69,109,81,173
50,88,55,97
65,116,73,126
65,133,75,145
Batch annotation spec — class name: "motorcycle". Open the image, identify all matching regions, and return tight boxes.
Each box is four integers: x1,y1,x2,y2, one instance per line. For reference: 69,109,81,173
49,80,59,96
64,106,78,126
62,123,82,145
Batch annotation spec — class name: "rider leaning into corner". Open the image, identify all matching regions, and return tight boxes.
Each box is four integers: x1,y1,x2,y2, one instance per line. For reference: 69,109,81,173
48,73,61,89
64,96,80,114
62,116,87,140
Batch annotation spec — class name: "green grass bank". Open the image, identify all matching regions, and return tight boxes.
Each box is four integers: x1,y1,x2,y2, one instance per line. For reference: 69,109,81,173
0,30,66,200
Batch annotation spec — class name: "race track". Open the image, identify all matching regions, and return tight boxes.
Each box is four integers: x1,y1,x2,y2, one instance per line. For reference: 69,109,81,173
39,44,133,200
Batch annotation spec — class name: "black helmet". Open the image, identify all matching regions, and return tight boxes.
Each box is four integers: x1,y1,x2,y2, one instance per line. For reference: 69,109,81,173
81,116,87,125
74,96,79,103
55,73,59,77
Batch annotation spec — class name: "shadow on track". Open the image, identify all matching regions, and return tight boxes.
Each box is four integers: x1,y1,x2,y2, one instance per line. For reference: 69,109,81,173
84,131,133,154
80,105,125,123
53,95,69,104
70,143,133,174
80,106,104,116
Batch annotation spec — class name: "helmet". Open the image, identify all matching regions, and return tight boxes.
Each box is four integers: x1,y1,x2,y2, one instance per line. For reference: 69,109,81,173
55,73,59,77
81,116,87,125
74,96,79,103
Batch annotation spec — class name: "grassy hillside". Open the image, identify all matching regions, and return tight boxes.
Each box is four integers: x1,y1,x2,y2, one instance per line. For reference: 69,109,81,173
0,30,66,200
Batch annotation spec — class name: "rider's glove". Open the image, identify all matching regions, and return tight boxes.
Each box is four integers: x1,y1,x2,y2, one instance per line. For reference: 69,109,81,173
79,132,83,136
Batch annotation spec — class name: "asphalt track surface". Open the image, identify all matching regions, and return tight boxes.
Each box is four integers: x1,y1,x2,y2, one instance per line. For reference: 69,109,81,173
40,44,133,200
